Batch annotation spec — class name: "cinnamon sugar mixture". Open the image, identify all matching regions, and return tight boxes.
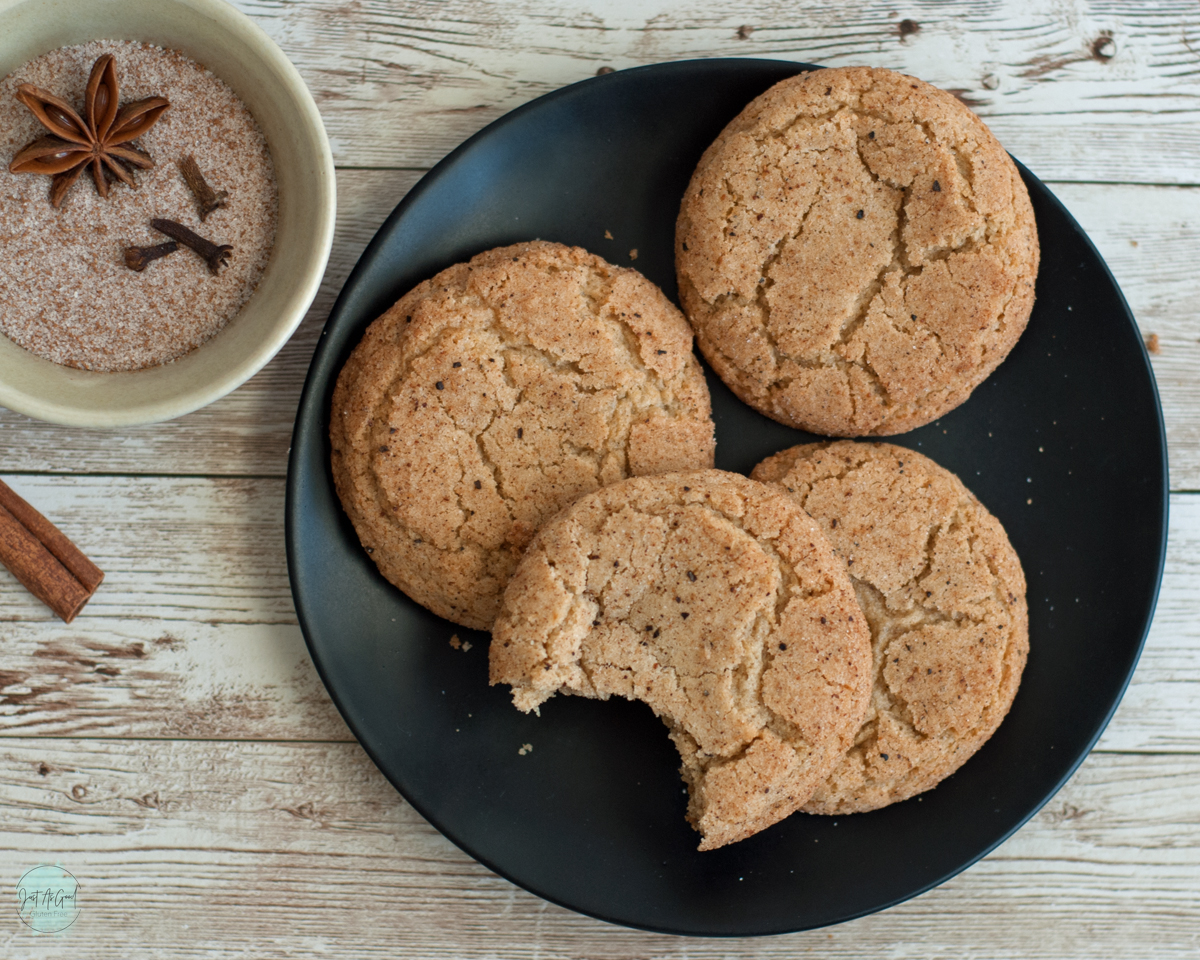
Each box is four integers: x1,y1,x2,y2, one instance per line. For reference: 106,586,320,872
0,41,277,371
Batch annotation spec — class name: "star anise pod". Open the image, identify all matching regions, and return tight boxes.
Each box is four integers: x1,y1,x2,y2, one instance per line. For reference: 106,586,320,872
8,54,170,208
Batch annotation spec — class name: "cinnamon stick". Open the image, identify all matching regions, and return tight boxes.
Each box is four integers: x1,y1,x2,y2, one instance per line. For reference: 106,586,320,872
0,479,103,622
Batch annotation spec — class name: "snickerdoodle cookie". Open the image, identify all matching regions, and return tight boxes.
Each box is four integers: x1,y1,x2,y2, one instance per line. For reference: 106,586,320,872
752,441,1028,814
677,66,1039,436
490,470,872,849
331,241,715,630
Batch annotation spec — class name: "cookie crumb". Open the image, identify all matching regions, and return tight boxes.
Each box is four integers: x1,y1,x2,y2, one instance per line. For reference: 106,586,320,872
449,634,461,649
736,25,754,40
518,743,533,756
1145,332,1161,354
604,229,613,239
629,248,638,260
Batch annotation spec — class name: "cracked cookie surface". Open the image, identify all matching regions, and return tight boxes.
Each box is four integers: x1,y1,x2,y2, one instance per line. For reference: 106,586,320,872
676,67,1039,436
489,470,872,849
330,241,715,630
752,441,1028,814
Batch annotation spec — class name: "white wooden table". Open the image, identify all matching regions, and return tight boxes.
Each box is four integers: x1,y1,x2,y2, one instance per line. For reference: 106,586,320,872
3,2,1199,956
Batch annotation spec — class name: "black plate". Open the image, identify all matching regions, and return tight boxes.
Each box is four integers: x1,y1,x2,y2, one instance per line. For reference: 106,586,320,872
286,59,1168,936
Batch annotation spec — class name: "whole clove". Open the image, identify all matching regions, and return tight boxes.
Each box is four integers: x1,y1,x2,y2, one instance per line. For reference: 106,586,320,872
150,218,233,275
178,154,229,221
123,240,178,271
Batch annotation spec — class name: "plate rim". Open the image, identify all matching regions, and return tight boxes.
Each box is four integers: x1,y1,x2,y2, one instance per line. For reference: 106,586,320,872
286,57,1169,937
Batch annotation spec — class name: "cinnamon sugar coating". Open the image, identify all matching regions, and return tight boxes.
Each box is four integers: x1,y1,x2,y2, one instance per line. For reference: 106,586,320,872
753,441,1028,814
490,471,872,849
676,67,1039,436
330,241,716,631
0,40,277,371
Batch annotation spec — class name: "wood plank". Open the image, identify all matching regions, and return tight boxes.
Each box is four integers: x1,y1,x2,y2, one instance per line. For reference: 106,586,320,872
0,476,294,624
3,176,1200,488
0,621,349,741
0,475,1194,750
0,474,352,740
232,0,1200,183
0,740,1198,958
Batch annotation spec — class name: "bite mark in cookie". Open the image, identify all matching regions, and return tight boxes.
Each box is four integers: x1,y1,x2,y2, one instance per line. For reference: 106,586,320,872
490,471,872,849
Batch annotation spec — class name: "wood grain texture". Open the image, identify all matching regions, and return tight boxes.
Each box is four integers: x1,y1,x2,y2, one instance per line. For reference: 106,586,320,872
0,740,1198,959
0,476,293,624
0,176,1197,487
0,620,348,741
234,0,1200,183
0,475,1193,750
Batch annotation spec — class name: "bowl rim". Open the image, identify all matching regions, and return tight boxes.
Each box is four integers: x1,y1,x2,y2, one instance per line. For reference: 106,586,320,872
0,0,336,427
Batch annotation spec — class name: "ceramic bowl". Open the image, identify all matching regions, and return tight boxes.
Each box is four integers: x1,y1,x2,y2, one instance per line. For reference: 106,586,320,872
0,0,335,426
